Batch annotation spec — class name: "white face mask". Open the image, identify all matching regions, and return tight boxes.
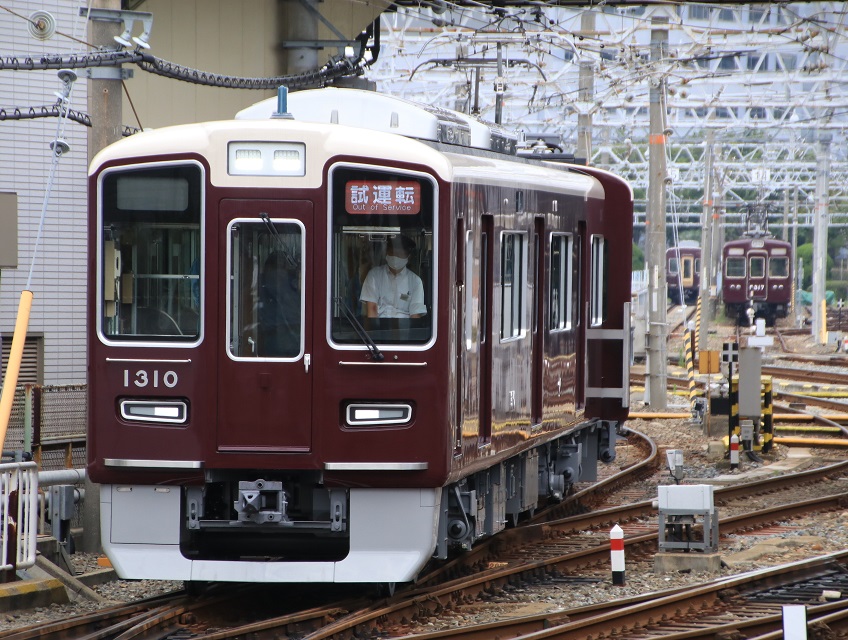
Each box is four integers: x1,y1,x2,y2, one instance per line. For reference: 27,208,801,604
385,255,408,271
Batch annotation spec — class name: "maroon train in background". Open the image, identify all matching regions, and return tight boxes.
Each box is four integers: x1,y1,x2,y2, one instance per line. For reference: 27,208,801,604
722,205,792,326
666,241,701,305
87,87,633,586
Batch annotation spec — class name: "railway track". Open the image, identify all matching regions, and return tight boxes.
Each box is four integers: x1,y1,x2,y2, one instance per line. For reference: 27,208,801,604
9,433,846,640
399,552,848,640
0,430,657,640
667,304,696,337
762,364,848,387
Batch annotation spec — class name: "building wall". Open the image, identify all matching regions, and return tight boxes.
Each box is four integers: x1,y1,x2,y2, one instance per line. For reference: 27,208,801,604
119,0,279,129
0,1,90,385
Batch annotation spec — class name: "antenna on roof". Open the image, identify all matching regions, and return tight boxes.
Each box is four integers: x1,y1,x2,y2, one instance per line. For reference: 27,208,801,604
272,86,294,120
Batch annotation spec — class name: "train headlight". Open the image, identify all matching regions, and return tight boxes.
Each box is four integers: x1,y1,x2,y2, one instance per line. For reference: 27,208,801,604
120,399,188,425
345,403,412,427
228,142,306,176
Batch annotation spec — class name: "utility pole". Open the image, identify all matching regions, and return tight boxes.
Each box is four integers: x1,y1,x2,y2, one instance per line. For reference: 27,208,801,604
793,186,800,327
87,2,124,155
698,127,714,350
575,10,595,163
645,16,668,409
782,188,790,242
494,43,504,125
280,0,320,77
812,132,831,343
712,164,725,294
82,0,123,555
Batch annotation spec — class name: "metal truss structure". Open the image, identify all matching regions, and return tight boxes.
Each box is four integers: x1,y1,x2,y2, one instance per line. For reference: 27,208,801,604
365,2,848,238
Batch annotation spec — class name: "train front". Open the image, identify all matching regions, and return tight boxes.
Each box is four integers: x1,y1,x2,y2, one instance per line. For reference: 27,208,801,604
723,237,792,324
87,119,451,584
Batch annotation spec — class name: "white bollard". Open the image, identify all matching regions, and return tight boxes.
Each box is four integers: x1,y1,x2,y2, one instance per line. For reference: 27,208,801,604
610,524,625,585
730,434,740,470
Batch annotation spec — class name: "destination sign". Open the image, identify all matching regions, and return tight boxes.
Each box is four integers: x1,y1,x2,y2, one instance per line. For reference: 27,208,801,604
345,181,421,215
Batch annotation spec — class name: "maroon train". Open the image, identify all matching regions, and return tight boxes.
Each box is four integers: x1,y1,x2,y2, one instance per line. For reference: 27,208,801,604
722,207,792,326
666,241,701,305
86,87,633,586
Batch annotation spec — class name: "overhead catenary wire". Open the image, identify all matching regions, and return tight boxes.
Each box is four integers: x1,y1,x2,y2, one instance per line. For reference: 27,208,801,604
27,71,76,290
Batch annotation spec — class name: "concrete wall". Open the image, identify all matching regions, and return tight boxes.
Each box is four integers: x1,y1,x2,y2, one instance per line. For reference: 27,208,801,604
118,0,279,130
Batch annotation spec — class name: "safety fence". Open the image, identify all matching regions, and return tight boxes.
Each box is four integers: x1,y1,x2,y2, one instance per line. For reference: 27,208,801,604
4,384,87,472
4,384,87,534
0,461,38,570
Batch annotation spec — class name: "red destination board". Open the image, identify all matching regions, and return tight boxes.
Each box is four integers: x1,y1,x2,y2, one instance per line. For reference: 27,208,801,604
345,181,421,215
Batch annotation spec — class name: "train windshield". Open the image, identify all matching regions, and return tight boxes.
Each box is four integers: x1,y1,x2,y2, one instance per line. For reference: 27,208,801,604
99,163,203,343
329,166,435,346
725,257,745,278
769,256,789,278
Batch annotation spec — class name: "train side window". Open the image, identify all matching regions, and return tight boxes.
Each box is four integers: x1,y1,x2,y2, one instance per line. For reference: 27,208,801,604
500,232,526,340
464,230,475,348
328,166,435,347
590,235,607,327
668,257,679,275
726,257,746,278
227,219,303,360
769,256,789,278
99,163,202,343
549,233,574,331
749,256,765,278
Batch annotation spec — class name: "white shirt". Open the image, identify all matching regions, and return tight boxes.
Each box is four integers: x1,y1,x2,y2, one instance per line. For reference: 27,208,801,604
360,264,427,318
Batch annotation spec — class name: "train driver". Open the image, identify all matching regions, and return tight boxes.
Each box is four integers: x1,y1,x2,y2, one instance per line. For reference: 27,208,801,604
360,235,427,319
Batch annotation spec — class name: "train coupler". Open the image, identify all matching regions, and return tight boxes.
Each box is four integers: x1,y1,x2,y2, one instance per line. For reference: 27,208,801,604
234,479,290,525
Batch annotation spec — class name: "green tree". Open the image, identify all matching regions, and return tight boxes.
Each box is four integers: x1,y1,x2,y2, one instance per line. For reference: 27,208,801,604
632,243,645,271
796,243,834,290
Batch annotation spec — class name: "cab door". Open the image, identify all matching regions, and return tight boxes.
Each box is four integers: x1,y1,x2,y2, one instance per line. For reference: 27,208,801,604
217,199,313,452
748,251,768,301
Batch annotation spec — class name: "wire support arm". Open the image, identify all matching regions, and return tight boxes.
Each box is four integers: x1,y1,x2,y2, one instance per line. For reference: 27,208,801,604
0,105,91,127
0,50,359,89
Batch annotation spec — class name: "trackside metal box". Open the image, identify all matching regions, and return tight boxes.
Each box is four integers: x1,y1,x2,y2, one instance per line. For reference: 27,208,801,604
658,484,714,512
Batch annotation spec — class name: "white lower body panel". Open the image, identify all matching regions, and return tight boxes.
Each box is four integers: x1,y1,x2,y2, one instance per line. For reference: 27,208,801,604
100,484,441,583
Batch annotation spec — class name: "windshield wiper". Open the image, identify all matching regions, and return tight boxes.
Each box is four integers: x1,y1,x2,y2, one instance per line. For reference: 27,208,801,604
335,297,384,361
259,212,297,271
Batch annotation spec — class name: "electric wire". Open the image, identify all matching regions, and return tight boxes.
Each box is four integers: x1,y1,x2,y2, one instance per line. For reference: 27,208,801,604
661,77,686,319
26,73,76,291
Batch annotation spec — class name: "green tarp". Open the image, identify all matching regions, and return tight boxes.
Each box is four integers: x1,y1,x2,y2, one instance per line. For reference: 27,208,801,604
798,290,836,305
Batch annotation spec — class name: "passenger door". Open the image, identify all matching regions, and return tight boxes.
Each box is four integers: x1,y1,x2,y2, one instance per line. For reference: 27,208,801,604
681,255,695,289
217,199,313,452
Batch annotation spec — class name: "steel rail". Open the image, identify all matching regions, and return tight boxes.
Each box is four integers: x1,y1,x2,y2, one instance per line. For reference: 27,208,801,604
761,365,848,387
0,599,187,640
414,427,659,588
386,551,848,640
772,400,848,438
288,490,848,638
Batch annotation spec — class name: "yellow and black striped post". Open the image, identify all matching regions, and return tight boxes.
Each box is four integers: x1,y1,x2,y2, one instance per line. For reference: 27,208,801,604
694,295,702,353
761,376,773,453
684,327,699,407
729,376,739,442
